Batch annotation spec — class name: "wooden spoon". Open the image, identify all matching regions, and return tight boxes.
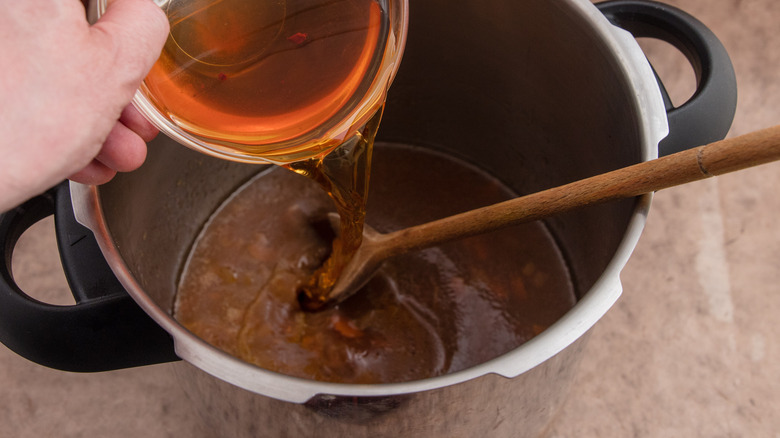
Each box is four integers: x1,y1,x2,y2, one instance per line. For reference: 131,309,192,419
320,125,780,305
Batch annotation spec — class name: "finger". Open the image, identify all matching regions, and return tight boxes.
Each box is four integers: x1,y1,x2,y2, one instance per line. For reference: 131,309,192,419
90,0,169,97
69,160,118,186
119,104,159,142
95,120,149,172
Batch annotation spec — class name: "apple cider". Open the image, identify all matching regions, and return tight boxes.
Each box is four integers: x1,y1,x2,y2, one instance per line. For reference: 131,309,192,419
142,0,388,158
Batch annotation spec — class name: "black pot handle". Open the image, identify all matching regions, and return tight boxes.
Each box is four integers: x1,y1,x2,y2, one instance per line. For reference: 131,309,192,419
596,0,738,156
0,182,178,372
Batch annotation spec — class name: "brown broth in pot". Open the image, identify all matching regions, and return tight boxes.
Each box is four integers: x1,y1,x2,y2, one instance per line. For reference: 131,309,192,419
174,143,576,383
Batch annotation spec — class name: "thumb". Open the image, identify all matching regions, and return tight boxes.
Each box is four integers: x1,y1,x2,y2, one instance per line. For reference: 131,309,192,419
90,0,169,101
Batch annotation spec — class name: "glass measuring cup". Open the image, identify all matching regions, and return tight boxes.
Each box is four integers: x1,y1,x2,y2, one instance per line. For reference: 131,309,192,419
96,0,408,164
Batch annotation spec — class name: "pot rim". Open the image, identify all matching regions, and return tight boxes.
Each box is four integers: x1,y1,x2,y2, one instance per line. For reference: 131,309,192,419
71,0,668,404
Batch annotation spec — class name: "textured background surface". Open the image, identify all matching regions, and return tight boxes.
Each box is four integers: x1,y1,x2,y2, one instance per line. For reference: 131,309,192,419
3,0,778,436
548,0,780,436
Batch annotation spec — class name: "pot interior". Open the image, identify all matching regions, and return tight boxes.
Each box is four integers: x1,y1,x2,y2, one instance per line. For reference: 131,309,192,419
97,0,645,376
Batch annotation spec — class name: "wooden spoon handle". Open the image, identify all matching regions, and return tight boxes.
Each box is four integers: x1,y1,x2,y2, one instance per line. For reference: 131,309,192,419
381,125,780,257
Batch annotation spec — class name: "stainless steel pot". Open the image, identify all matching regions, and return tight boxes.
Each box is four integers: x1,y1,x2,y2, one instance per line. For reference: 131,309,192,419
0,0,736,436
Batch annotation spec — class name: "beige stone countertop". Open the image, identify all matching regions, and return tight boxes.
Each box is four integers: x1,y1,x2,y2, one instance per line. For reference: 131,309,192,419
2,0,778,436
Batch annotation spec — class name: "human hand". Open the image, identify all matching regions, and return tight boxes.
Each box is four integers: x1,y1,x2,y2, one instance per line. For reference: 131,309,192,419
0,0,169,212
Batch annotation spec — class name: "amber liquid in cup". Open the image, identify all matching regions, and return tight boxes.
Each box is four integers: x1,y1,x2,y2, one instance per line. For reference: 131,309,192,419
142,0,390,161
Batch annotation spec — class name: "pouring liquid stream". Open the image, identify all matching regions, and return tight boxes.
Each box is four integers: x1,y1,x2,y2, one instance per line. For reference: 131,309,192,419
284,109,382,310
